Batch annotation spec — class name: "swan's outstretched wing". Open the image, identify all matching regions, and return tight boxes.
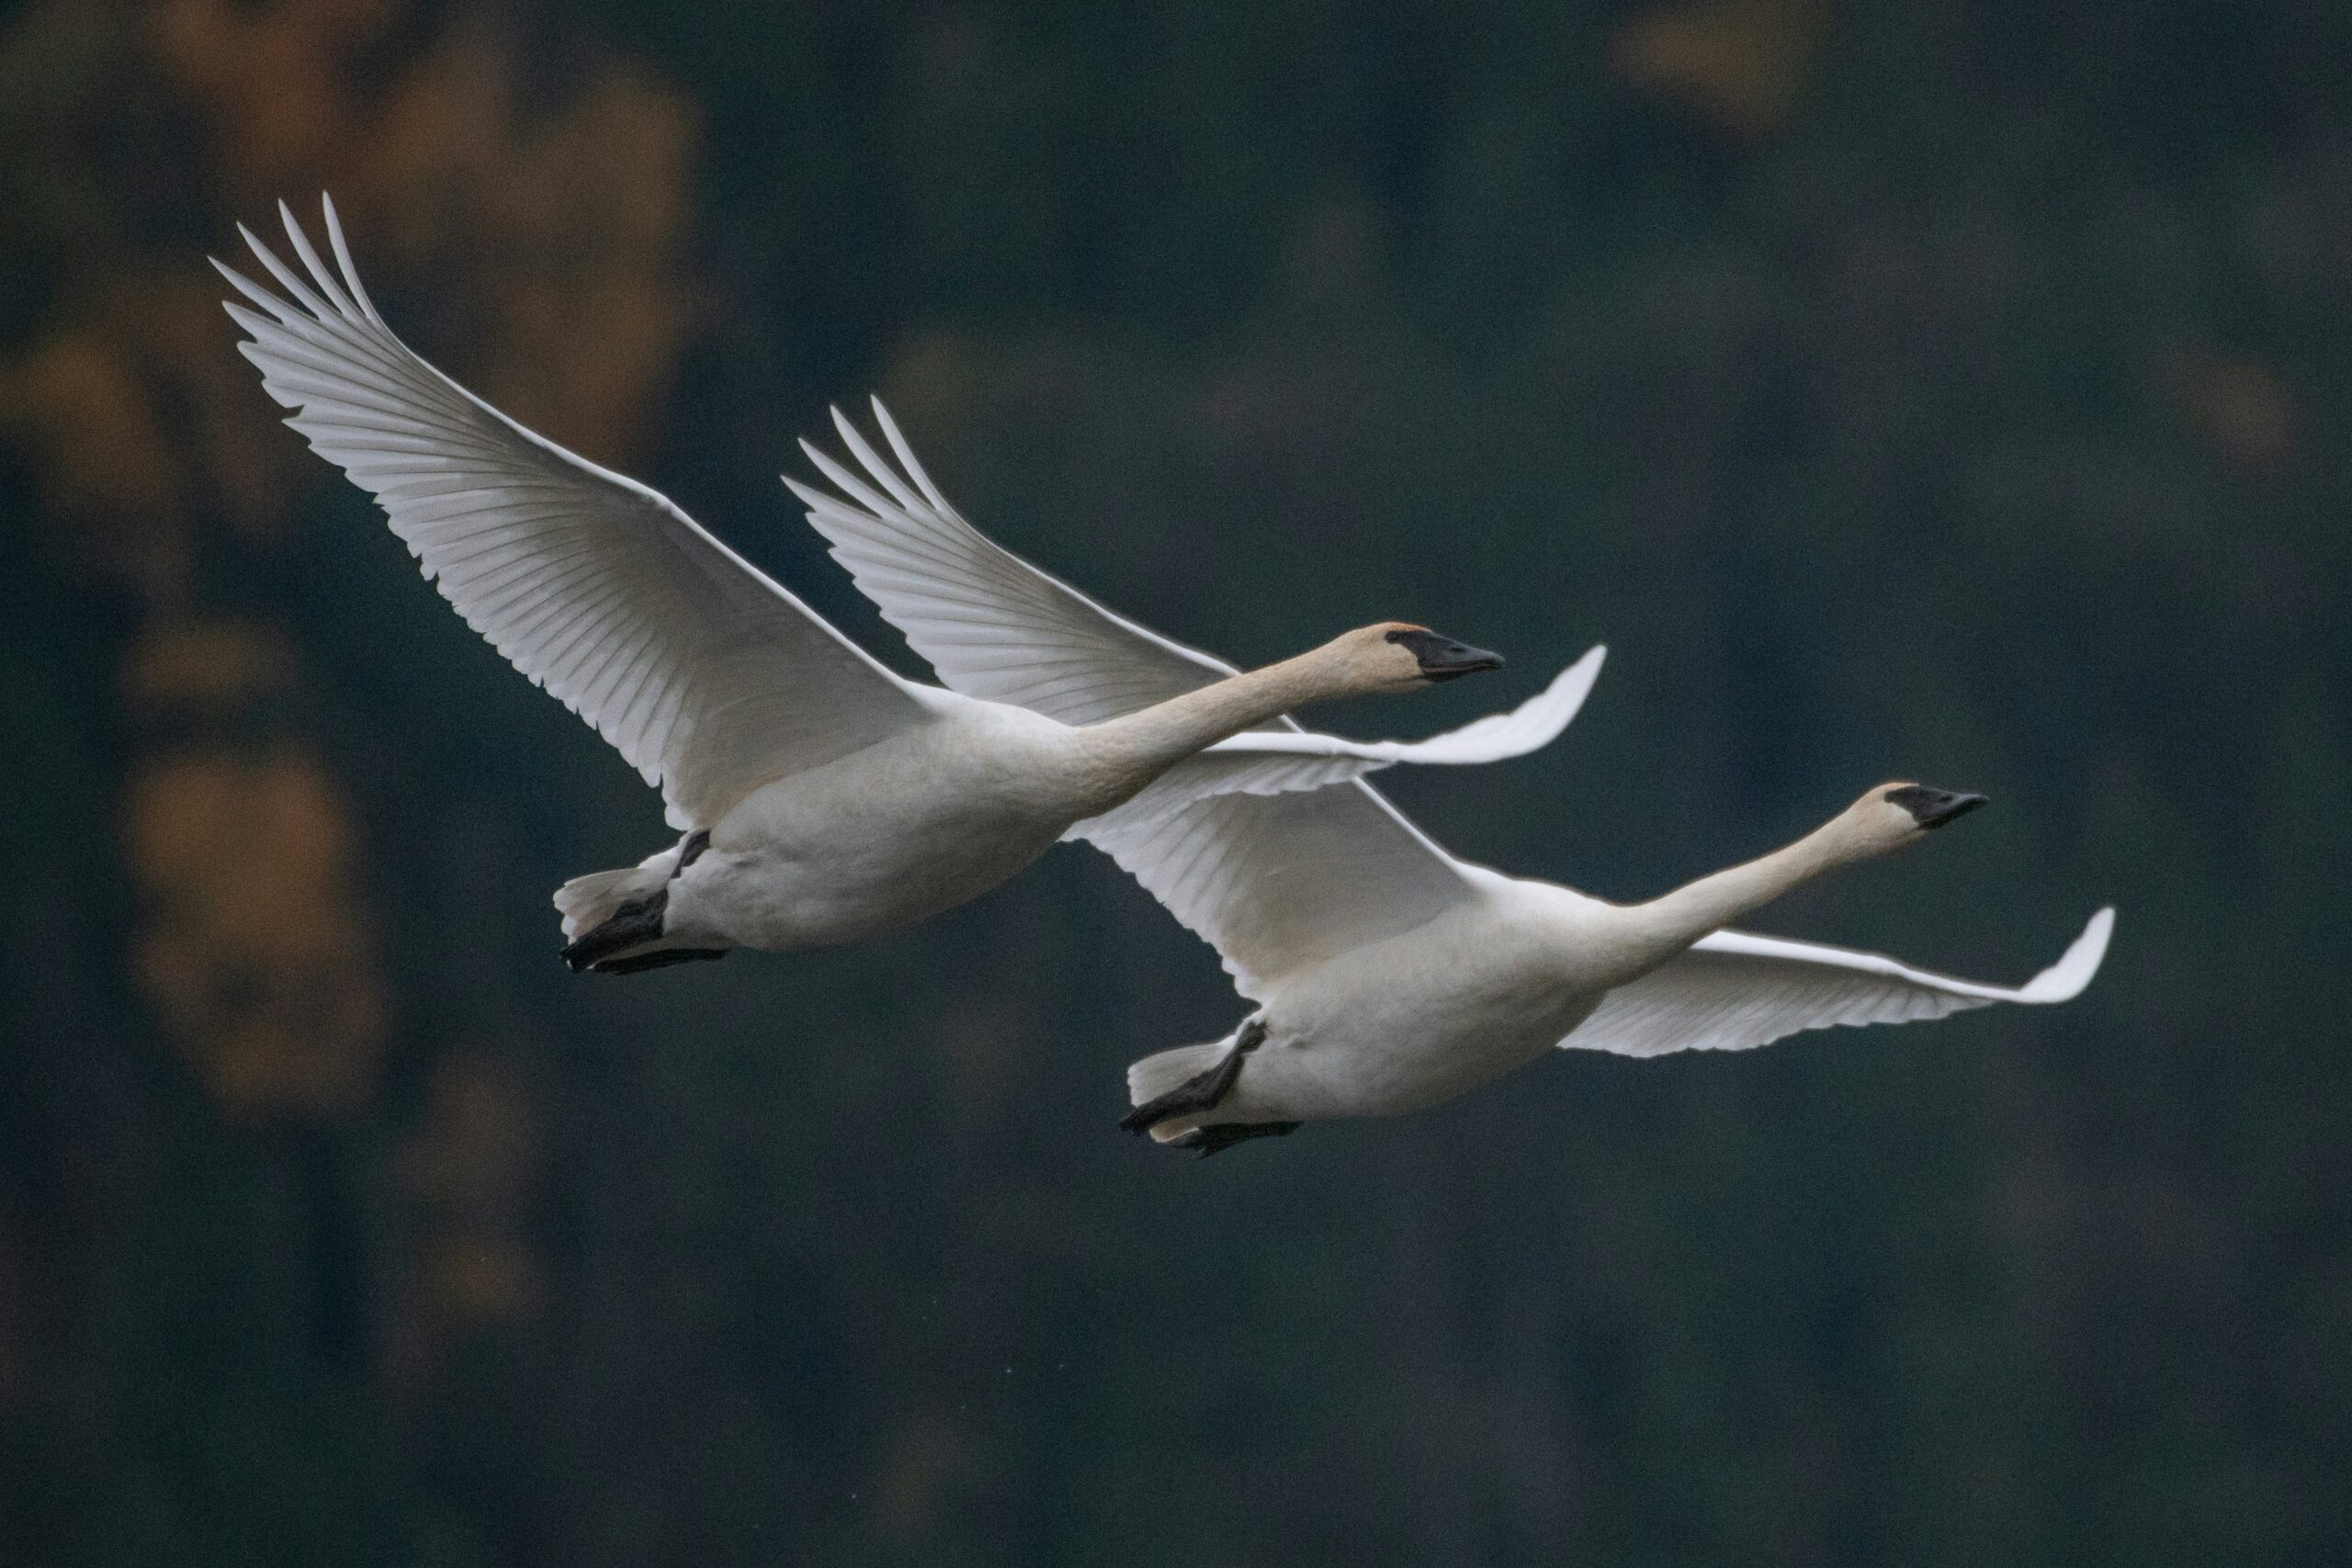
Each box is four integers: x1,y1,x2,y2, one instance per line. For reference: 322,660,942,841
785,402,1602,799
785,400,1235,725
1558,908,2114,1057
218,197,926,830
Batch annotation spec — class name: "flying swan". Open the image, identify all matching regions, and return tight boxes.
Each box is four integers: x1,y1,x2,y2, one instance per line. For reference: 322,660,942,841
216,197,1604,972
793,423,2116,1153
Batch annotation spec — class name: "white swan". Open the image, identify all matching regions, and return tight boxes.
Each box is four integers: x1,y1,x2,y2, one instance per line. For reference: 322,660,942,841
216,197,1600,972
1103,788,2112,1151
792,426,2114,1153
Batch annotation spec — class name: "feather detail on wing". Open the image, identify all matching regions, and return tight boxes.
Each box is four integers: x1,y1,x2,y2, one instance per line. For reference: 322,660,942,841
785,401,1232,725
220,197,924,830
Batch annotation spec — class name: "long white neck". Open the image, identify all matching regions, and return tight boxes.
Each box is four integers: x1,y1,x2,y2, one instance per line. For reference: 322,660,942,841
1619,811,1873,964
1078,645,1371,784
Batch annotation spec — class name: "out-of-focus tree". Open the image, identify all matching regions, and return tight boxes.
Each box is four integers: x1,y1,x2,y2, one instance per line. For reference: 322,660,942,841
1,3,696,1558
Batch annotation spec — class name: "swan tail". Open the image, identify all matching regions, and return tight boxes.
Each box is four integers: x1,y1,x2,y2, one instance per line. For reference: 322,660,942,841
1127,1042,1229,1103
555,836,729,975
1125,1042,1230,1143
554,863,668,941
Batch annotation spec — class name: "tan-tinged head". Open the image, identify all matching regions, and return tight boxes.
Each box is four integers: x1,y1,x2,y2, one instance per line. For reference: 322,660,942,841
1835,781,1991,857
1305,622,1506,697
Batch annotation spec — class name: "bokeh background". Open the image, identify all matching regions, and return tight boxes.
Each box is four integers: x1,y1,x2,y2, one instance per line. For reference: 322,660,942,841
4,0,2347,1562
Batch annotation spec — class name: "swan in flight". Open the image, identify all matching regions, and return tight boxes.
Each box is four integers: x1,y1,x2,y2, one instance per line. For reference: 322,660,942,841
216,197,1600,972
793,425,2114,1153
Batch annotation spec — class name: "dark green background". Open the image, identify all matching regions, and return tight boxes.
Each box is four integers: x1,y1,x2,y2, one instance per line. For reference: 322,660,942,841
4,0,2346,1562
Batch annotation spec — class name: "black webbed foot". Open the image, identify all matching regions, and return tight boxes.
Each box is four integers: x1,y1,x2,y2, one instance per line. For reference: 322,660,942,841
1168,1120,1302,1157
561,886,669,972
590,946,729,976
1119,1020,1268,1135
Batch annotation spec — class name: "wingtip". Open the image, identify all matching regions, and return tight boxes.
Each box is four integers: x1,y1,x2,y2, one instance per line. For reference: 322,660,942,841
1535,643,1608,724
2020,906,2114,1003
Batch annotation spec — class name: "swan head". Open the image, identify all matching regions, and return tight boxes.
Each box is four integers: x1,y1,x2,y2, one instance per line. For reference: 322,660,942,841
1349,624,1505,689
1849,782,1990,852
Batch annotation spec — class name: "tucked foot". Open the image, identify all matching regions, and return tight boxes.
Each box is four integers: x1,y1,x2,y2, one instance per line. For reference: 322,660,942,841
1119,1020,1268,1135
1169,1120,1302,1157
562,886,670,972
590,946,729,976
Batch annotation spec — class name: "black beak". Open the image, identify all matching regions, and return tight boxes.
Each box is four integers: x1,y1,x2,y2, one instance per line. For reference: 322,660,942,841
1387,627,1505,682
1885,785,1989,830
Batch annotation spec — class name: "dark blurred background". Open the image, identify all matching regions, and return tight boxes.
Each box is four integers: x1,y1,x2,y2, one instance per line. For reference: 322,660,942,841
3,0,2347,1562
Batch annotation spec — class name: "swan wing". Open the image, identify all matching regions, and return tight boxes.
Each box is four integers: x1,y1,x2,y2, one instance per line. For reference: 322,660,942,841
218,197,927,831
1557,908,2114,1057
784,400,1238,725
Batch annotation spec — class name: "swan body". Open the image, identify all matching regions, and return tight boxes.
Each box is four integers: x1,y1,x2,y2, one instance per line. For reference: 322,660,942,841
1170,870,1595,1123
650,682,1340,953
218,197,1599,969
1120,805,2112,1143
650,693,1089,952
790,415,2116,1148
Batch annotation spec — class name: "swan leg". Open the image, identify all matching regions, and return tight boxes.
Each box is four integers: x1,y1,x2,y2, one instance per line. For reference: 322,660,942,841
1167,1120,1302,1157
561,886,671,971
1119,1020,1267,1135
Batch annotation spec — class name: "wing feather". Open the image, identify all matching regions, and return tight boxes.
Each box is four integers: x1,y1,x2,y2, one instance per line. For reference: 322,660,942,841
220,197,925,829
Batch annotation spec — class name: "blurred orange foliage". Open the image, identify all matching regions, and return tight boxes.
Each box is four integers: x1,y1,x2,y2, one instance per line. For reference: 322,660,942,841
123,746,387,1118
2182,355,2296,476
0,0,701,1152
1614,0,1830,138
121,617,298,711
